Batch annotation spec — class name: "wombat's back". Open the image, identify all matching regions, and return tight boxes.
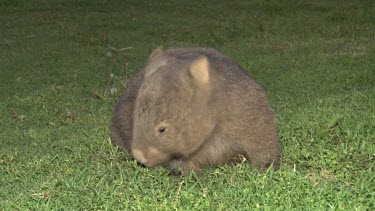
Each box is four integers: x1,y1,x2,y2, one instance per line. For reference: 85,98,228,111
164,47,272,117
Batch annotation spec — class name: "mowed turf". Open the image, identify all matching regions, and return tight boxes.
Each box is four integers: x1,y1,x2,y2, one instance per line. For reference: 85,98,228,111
0,0,374,210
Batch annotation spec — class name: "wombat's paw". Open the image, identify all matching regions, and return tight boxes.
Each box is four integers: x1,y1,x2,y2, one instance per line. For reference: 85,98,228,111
228,154,247,164
251,159,280,171
266,160,280,171
166,160,202,176
168,169,183,177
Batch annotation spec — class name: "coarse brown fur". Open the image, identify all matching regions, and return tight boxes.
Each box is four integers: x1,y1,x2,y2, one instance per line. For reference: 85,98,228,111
111,47,281,175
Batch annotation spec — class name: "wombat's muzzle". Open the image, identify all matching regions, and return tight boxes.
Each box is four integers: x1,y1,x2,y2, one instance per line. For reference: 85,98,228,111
132,148,149,166
132,146,168,167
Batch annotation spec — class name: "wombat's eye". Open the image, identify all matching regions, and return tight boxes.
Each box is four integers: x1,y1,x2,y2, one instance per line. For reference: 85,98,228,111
158,127,166,133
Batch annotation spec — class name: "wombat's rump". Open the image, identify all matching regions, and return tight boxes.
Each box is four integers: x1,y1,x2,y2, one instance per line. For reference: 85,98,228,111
111,47,281,175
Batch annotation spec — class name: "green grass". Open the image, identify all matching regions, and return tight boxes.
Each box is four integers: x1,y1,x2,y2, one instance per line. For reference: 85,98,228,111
1,0,374,210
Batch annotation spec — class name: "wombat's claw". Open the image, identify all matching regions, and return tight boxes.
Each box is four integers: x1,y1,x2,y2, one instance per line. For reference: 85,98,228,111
136,161,148,168
168,170,183,177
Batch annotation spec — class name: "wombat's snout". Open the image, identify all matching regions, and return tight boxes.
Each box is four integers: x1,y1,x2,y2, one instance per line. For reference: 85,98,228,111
132,146,165,167
132,149,148,165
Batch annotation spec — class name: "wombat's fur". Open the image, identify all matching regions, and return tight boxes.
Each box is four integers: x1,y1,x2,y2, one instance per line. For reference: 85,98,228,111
111,47,280,175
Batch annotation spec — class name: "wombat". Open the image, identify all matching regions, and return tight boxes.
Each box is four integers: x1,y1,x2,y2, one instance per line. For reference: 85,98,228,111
111,47,280,175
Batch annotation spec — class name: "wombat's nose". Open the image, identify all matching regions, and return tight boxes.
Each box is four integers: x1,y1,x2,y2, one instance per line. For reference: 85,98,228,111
132,149,148,165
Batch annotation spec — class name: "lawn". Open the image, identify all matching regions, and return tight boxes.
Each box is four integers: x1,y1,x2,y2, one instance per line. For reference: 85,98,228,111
0,0,374,210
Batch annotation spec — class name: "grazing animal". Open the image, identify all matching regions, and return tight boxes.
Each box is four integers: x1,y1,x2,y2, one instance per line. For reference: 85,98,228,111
111,47,280,175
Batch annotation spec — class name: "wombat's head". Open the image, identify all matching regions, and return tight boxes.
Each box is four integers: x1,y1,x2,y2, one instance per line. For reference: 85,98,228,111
131,48,216,167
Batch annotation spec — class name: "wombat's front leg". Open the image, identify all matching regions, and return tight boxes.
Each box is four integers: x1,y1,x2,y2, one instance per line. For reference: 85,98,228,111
244,147,280,171
166,159,202,176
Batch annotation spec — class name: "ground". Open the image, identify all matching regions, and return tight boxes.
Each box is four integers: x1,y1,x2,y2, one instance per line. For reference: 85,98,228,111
0,0,374,210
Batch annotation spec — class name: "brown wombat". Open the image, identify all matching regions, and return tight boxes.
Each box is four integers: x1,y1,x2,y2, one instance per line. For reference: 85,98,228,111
111,47,280,175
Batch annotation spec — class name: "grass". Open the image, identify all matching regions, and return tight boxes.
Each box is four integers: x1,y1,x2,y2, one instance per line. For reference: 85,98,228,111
0,0,374,210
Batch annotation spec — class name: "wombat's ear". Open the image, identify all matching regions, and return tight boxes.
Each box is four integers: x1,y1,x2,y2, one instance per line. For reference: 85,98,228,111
145,47,166,78
148,47,163,61
189,56,210,85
